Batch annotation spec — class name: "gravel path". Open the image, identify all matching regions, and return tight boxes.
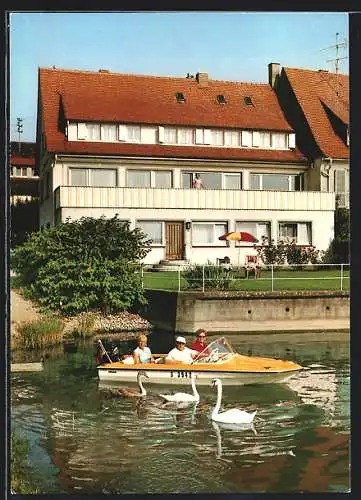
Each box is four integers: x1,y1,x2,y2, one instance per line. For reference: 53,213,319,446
11,290,41,324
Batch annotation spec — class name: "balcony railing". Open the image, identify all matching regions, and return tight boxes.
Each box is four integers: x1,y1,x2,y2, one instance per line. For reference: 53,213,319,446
54,186,336,211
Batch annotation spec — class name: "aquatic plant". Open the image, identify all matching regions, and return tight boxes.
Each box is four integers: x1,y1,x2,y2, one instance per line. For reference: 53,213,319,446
13,316,64,350
65,311,96,338
11,430,44,493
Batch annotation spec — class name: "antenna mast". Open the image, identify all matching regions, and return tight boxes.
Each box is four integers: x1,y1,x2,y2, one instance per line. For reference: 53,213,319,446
16,117,23,152
321,32,348,74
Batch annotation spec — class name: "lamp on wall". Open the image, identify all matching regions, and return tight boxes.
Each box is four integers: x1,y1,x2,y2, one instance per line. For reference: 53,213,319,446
185,221,191,231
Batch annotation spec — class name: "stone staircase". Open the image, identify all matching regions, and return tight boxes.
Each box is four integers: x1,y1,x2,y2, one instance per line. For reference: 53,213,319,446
151,259,190,272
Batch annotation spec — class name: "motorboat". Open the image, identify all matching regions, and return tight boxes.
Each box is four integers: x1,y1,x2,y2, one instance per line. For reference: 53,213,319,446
97,336,303,386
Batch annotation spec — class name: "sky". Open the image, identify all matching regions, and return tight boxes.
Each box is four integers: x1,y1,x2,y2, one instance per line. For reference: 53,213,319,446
9,11,349,143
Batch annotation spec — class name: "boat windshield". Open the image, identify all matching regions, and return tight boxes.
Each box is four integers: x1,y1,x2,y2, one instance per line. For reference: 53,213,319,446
193,336,236,364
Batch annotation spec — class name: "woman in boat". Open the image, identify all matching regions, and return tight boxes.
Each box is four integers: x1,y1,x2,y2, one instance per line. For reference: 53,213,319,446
191,328,209,354
133,334,155,364
165,336,198,364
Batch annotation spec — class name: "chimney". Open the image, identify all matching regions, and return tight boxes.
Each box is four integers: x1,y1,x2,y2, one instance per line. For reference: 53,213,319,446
196,72,208,87
268,63,280,88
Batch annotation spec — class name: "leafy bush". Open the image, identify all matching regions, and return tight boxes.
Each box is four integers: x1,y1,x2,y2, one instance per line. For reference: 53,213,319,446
11,215,151,315
323,239,350,264
256,236,324,267
13,316,64,350
183,262,238,290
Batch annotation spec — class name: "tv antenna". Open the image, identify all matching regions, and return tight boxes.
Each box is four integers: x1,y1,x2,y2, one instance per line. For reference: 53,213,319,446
321,32,348,75
16,117,23,152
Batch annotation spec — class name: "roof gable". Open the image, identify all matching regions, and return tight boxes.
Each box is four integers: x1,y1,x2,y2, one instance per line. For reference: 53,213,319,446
283,67,349,159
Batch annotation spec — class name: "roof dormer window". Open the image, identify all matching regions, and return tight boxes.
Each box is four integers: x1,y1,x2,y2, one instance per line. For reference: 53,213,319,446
244,96,253,106
176,92,185,103
217,94,227,105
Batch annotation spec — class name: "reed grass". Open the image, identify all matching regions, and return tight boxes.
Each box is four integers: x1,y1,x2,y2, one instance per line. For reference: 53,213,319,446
65,312,96,339
13,316,64,350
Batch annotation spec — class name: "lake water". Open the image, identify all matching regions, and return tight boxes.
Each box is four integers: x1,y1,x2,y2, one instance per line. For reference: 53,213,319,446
10,332,350,494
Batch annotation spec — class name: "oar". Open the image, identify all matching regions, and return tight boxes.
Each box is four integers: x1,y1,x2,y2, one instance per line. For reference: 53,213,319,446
97,339,113,364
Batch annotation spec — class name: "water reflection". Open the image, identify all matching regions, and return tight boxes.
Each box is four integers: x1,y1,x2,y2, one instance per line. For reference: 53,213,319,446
11,334,350,493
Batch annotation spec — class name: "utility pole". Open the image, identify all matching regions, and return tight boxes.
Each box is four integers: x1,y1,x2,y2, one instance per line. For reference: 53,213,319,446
16,117,23,152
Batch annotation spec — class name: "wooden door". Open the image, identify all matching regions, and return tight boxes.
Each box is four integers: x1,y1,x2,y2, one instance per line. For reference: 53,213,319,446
165,222,184,260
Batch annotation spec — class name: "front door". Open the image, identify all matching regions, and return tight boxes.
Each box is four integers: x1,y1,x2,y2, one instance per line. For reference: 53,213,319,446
165,222,184,260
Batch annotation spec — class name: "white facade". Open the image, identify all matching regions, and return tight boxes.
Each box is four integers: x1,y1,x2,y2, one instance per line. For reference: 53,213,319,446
40,155,335,266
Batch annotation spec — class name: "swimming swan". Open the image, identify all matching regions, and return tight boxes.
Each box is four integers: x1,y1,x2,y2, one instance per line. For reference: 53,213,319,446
159,373,200,403
116,371,149,398
211,378,257,424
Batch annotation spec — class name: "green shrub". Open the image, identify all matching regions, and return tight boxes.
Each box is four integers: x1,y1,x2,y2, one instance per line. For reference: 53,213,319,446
184,262,235,290
11,215,151,315
14,316,64,350
323,239,350,264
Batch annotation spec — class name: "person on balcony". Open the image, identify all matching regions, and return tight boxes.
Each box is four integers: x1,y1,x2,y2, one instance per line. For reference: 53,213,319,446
192,173,204,189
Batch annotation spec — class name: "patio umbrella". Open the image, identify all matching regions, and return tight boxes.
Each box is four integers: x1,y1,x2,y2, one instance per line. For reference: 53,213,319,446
218,232,258,243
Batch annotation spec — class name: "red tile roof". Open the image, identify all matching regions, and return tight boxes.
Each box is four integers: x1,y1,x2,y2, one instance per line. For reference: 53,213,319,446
283,67,349,159
10,154,36,167
39,67,305,163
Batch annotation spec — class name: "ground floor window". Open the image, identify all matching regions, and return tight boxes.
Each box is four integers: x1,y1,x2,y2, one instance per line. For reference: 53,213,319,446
250,173,303,191
192,222,227,245
69,168,117,187
136,220,163,245
278,222,312,245
235,221,271,244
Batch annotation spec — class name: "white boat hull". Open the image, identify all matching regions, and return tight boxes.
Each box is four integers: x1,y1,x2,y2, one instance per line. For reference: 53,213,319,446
97,366,300,386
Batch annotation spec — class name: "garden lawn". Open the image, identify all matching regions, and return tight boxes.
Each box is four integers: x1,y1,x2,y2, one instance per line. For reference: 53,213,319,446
143,269,349,292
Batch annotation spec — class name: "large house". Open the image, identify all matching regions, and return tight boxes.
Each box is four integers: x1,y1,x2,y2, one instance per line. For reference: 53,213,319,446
37,65,337,266
270,63,349,209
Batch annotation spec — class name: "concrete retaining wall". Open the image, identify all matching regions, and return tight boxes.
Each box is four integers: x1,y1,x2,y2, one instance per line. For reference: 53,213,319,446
143,290,350,333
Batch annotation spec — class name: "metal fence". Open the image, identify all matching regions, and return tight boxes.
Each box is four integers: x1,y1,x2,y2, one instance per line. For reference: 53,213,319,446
141,263,350,292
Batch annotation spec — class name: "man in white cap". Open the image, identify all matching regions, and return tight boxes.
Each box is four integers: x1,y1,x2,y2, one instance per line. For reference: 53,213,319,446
165,336,198,364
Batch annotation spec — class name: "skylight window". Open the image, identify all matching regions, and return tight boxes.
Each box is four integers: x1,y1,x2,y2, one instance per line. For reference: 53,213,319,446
244,96,254,106
217,94,227,105
176,92,185,103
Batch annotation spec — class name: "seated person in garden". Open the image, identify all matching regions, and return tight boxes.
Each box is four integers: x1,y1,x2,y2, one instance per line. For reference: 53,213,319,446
165,336,198,364
133,334,155,364
191,328,210,355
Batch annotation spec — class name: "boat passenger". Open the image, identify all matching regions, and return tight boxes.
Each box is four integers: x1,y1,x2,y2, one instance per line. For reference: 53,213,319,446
191,328,209,354
133,334,155,364
110,346,121,362
165,336,198,364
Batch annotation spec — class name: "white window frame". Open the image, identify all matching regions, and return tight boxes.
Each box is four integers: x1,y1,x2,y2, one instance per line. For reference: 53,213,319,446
235,221,271,245
288,133,296,149
127,169,173,188
101,123,117,142
241,130,252,147
127,125,141,142
77,123,87,140
250,173,303,191
69,167,117,187
192,221,228,246
278,222,312,245
136,220,164,246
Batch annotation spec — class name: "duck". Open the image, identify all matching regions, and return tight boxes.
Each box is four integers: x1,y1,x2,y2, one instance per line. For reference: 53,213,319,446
159,373,200,403
113,371,149,398
211,378,257,424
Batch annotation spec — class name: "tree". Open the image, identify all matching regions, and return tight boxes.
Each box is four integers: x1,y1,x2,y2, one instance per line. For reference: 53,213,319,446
11,199,39,247
11,216,151,315
323,208,350,264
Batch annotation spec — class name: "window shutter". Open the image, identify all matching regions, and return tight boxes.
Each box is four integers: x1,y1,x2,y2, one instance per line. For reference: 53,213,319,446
195,128,204,144
252,131,260,147
118,125,127,141
203,129,211,145
158,126,164,143
289,133,296,149
241,130,252,147
77,123,87,140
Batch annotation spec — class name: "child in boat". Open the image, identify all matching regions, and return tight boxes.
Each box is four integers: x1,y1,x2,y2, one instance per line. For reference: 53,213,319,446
133,334,155,364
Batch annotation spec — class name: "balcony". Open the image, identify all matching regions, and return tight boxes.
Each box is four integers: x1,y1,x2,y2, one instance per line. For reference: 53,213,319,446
54,186,335,212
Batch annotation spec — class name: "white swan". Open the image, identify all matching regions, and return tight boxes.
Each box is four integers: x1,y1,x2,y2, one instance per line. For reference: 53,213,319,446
113,371,149,398
211,378,257,424
159,373,200,403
